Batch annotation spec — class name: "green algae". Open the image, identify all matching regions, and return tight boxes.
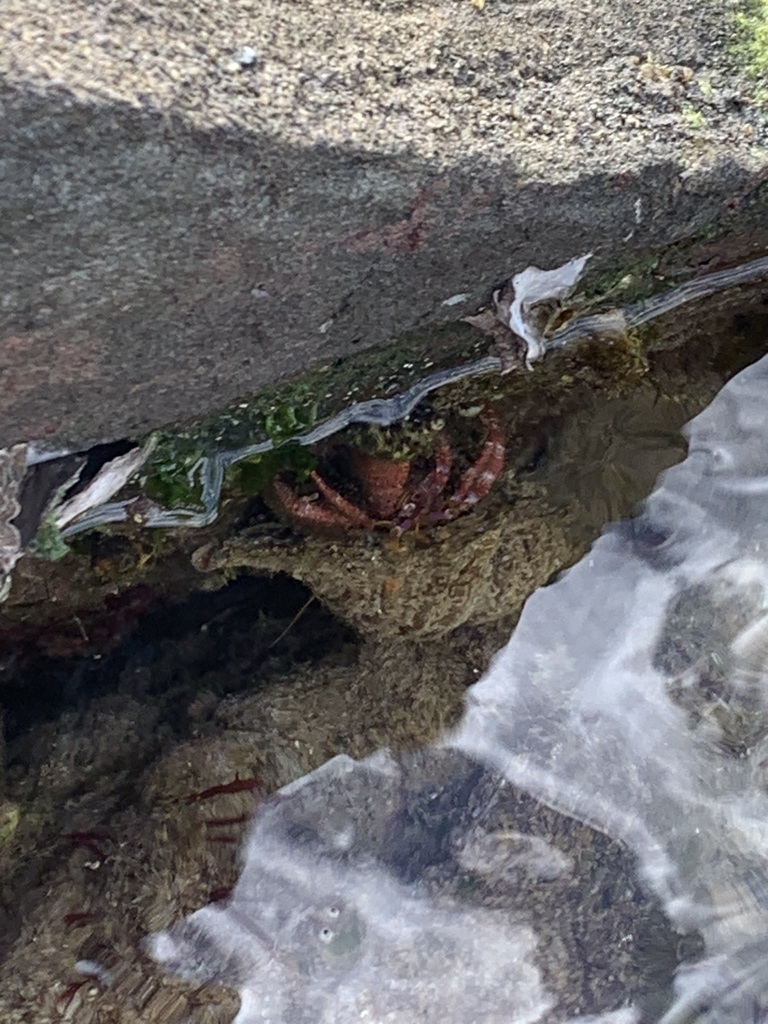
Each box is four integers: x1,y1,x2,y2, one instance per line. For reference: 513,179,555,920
732,0,768,81
142,442,209,509
139,322,485,509
0,803,19,847
231,444,316,497
27,515,70,562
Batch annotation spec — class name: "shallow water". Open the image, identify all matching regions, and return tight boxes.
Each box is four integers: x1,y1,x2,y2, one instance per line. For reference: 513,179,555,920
150,352,768,1023
1,318,767,1024
459,352,768,1022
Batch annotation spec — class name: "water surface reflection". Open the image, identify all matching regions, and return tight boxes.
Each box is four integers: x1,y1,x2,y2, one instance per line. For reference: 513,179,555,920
152,353,768,1023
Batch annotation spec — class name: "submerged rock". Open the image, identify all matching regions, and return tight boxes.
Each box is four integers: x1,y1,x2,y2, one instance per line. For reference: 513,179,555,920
149,748,680,1024
192,492,576,638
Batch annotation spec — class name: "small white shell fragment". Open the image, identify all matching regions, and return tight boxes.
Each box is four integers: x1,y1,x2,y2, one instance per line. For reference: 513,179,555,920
441,293,471,307
74,960,114,987
25,444,73,466
235,45,259,67
508,252,592,365
456,827,572,883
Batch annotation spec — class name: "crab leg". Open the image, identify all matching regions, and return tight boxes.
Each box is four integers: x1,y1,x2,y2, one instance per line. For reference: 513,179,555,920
400,439,453,524
271,472,376,530
308,470,379,529
446,414,505,517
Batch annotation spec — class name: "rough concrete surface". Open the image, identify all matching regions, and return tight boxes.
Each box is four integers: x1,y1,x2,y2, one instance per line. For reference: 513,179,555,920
0,0,766,447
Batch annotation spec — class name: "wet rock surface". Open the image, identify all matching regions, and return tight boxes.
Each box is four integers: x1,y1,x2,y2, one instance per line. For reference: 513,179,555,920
192,492,575,637
0,620,493,1023
143,349,768,1024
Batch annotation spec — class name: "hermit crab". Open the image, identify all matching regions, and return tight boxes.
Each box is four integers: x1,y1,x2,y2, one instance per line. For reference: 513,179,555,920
267,411,505,534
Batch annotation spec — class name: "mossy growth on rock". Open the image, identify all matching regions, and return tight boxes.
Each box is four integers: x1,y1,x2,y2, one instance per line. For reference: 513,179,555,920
140,324,484,512
732,0,768,87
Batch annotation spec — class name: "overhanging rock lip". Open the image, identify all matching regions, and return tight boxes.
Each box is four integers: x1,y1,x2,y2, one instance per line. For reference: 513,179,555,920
1,0,767,448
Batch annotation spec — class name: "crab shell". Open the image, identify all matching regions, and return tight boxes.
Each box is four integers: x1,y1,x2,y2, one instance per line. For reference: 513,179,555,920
269,414,505,534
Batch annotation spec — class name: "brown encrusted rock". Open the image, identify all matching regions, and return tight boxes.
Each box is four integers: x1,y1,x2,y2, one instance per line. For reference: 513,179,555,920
192,493,579,638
